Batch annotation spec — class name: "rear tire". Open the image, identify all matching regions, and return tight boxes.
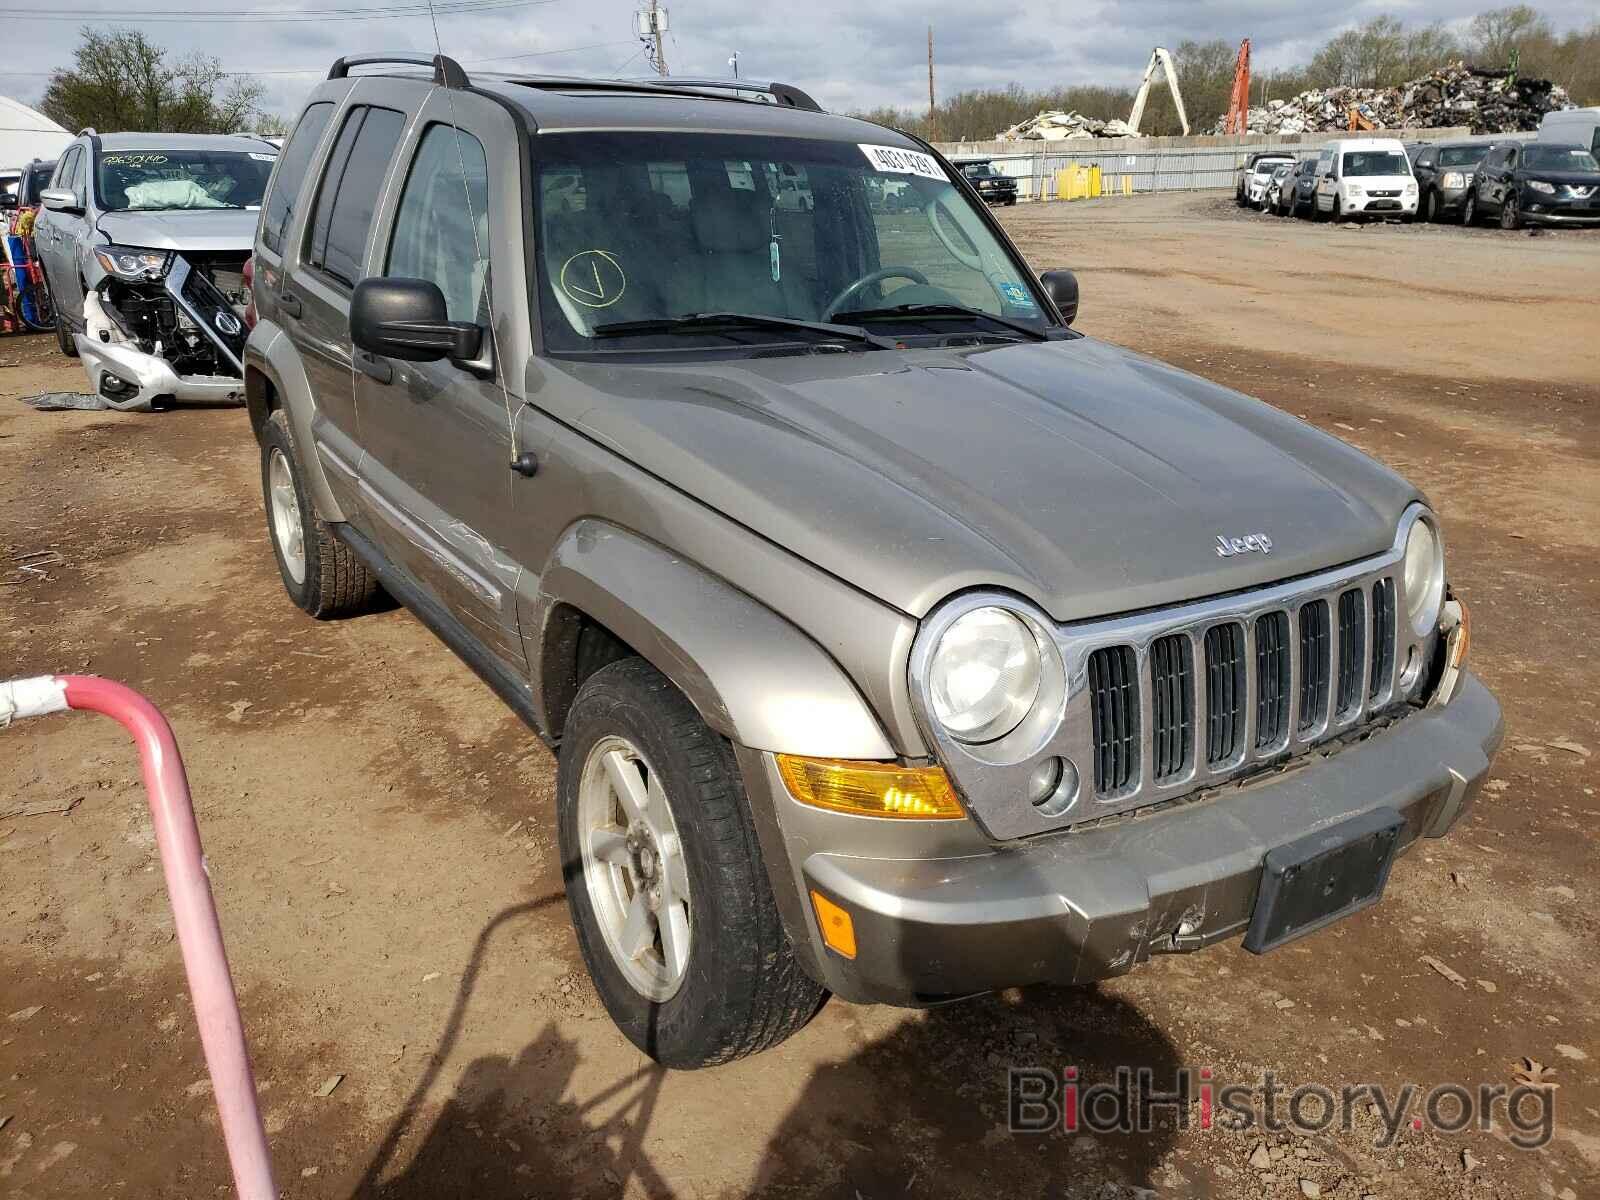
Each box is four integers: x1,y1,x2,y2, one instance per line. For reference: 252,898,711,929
558,658,826,1068
259,410,378,619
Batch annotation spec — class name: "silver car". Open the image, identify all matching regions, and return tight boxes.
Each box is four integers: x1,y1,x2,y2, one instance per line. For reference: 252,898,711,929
33,131,275,410
247,55,1502,1068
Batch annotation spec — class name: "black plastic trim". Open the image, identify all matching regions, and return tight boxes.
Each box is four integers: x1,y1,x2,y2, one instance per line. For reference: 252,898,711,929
328,53,469,89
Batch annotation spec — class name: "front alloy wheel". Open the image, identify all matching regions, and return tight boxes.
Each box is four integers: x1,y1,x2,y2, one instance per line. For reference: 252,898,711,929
1463,192,1479,226
1500,194,1521,230
577,735,693,1001
557,658,825,1068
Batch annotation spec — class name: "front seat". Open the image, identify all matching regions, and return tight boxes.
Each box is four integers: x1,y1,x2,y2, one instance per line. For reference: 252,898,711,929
686,187,809,319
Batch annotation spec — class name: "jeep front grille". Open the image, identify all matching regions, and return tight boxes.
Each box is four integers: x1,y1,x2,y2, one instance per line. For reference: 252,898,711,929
1087,646,1139,795
1203,623,1247,766
909,510,1442,842
1149,635,1192,783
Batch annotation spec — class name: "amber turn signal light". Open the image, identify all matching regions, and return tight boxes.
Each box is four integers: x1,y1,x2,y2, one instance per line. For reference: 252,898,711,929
810,890,857,959
776,755,965,820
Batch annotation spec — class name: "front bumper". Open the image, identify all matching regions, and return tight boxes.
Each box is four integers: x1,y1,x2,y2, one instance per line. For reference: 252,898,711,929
76,337,246,411
1520,199,1600,226
1351,194,1418,216
746,669,1502,1006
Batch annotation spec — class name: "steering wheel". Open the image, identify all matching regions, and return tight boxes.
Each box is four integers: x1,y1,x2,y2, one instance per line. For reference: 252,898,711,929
822,266,930,321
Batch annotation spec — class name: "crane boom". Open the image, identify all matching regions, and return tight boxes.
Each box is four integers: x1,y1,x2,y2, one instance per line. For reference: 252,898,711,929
1225,38,1252,134
1127,47,1190,136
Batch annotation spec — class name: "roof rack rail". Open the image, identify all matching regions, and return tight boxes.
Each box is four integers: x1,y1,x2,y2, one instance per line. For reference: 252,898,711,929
327,52,469,89
77,127,97,137
625,77,823,112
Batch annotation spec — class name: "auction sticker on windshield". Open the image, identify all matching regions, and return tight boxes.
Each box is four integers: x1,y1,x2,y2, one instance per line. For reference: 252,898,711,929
859,144,945,181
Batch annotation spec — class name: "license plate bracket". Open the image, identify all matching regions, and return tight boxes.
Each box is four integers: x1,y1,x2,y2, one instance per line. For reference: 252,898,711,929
1243,807,1404,954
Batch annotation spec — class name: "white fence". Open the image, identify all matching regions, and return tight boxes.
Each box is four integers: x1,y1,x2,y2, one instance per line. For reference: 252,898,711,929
935,128,1475,200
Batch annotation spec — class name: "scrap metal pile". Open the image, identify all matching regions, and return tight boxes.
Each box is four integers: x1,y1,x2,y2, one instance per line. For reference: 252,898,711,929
1215,61,1573,136
996,111,1138,141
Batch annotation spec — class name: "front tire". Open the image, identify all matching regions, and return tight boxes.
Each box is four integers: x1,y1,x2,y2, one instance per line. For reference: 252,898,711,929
1500,194,1521,230
1462,192,1480,226
558,658,826,1068
259,410,378,619
1421,190,1438,223
54,309,78,358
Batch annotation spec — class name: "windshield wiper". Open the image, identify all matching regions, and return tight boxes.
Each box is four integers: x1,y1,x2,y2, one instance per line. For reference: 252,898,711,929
831,303,1049,342
591,312,897,348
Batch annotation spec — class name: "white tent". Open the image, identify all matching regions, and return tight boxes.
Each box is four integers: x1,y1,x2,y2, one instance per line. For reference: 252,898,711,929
1,95,72,172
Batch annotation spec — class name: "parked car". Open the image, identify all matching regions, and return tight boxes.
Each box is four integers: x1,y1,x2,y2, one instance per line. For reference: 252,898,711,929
32,131,276,409
1263,163,1295,214
1410,140,1491,223
959,159,1018,206
1240,152,1295,209
1538,107,1600,158
1236,151,1295,207
1,158,55,223
248,54,1500,1069
1279,157,1319,217
1313,138,1418,223
1463,141,1600,230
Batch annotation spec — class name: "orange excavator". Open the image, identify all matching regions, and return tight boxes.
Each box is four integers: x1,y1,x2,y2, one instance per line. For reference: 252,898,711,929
1224,38,1251,134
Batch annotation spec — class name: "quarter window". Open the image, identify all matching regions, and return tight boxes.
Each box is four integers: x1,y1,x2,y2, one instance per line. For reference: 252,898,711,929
386,124,491,325
262,101,334,257
305,106,405,288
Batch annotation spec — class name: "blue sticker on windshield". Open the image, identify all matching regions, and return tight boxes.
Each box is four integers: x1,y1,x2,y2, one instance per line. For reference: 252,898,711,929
999,281,1037,309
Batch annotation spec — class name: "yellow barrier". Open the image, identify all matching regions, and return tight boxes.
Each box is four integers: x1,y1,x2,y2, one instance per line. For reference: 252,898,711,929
1053,163,1105,202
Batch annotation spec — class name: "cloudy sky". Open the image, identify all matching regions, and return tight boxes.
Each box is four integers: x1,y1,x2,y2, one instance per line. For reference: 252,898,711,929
6,0,1596,123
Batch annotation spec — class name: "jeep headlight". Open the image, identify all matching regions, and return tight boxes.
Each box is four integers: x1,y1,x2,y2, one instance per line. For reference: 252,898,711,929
929,606,1041,742
1402,515,1445,637
93,245,171,281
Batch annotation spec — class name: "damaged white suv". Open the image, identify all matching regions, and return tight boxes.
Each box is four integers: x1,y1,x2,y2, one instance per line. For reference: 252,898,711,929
34,131,275,411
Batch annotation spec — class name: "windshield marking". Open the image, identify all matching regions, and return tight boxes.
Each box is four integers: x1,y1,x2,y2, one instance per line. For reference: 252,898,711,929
559,249,627,308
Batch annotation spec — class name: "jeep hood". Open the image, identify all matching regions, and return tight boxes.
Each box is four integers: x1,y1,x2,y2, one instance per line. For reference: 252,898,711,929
543,337,1420,621
96,208,258,253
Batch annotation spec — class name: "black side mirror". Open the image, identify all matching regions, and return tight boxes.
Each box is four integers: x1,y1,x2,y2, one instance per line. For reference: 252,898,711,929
1039,270,1079,326
0,192,16,211
350,277,482,364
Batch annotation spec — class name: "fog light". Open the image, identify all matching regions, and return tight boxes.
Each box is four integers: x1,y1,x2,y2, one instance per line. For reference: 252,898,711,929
1031,756,1080,818
1399,646,1423,692
810,890,857,959
776,755,965,820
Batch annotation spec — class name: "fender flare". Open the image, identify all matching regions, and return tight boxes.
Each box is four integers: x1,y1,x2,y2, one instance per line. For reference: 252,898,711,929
528,520,896,760
244,324,348,522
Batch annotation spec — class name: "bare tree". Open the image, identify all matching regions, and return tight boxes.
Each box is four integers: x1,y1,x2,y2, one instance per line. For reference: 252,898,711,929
1469,5,1554,66
39,26,263,134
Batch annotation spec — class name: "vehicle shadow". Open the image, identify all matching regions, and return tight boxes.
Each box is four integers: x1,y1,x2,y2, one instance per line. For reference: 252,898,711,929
350,885,1183,1198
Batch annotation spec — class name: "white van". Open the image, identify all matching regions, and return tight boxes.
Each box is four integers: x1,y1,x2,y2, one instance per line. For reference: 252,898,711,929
1313,137,1419,223
1539,108,1600,158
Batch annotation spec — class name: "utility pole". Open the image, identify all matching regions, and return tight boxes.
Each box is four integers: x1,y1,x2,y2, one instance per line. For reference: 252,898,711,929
927,25,936,139
728,50,739,79
637,1,669,77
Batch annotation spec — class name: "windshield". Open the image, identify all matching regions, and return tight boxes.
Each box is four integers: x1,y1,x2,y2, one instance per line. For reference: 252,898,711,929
1523,145,1600,172
96,149,276,212
1438,146,1487,168
533,132,1049,353
1342,151,1411,178
1253,159,1291,175
962,164,998,178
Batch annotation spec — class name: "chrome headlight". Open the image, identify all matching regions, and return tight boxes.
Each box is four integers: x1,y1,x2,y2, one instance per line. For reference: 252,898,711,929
1527,180,1556,195
1442,171,1465,189
1402,515,1445,637
93,245,171,281
928,606,1041,743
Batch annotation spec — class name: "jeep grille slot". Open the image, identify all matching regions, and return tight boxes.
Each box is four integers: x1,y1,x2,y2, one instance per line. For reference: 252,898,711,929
1255,611,1291,751
1203,623,1247,765
1087,646,1139,796
1298,600,1331,732
1336,588,1367,716
1370,577,1396,701
1149,635,1192,783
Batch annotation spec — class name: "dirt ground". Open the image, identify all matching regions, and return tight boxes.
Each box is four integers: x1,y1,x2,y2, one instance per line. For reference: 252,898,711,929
2,191,1597,1200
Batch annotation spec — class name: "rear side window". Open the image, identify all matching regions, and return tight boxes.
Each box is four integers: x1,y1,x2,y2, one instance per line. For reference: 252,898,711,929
305,106,405,288
262,101,334,256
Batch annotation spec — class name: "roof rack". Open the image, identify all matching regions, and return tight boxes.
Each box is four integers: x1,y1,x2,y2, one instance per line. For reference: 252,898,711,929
327,52,468,89
503,74,822,113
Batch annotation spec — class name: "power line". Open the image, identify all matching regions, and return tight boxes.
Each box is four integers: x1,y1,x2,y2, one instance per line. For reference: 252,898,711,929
4,0,555,22
0,36,631,78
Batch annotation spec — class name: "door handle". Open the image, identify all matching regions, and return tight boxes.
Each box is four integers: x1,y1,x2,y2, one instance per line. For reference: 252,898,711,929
354,349,393,385
278,291,302,319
